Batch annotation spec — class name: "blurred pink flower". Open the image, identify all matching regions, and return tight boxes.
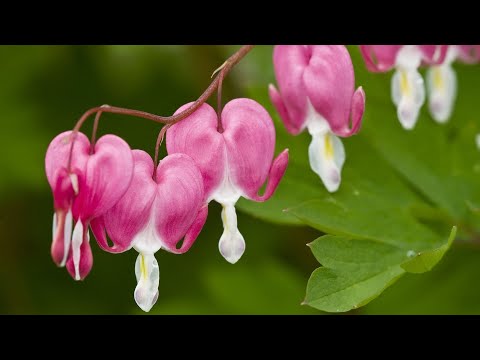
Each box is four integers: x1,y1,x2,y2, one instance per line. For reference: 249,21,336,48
269,45,365,192
45,131,134,280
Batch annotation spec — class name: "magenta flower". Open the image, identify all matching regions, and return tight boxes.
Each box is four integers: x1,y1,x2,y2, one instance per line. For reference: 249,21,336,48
269,45,365,193
359,45,448,129
45,131,134,280
426,45,480,123
166,98,289,264
91,150,207,312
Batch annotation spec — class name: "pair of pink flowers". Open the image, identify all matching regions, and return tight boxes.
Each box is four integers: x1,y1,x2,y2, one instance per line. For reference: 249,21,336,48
46,98,288,312
360,45,480,128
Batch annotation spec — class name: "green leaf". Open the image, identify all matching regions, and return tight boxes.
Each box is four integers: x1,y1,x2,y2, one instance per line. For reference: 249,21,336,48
363,247,480,314
305,266,405,312
305,228,456,312
401,226,457,273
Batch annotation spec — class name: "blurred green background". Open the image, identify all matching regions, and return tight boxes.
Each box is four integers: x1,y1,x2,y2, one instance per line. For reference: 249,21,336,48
1,45,479,314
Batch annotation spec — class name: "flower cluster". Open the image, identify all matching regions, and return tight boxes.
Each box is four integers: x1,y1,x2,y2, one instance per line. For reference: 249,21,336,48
359,45,480,129
46,45,477,312
45,98,288,312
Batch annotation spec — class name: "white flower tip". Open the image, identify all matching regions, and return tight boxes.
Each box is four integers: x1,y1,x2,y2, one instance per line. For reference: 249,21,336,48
134,253,160,312
308,131,345,193
426,65,457,124
69,173,79,195
71,220,84,280
475,134,480,150
397,102,419,130
219,230,246,264
134,289,159,313
323,169,341,193
429,99,450,123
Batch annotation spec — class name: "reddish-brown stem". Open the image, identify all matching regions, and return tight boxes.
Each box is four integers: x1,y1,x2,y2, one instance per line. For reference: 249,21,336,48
90,107,106,153
153,124,171,173
66,45,254,172
216,66,226,133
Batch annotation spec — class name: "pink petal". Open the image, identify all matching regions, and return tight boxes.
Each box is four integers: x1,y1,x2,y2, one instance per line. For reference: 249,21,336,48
339,86,366,137
170,204,209,254
269,84,302,135
166,103,225,200
92,150,156,253
73,134,134,220
271,45,311,133
457,45,480,64
154,153,205,253
221,98,276,197
418,45,448,65
303,45,363,137
359,45,402,72
66,222,93,281
51,210,68,266
45,131,90,210
247,149,289,202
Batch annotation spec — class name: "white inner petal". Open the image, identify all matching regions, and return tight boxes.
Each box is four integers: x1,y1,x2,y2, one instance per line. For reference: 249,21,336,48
396,45,423,69
132,208,162,254
218,203,245,264
426,64,457,123
52,212,57,244
210,148,241,205
71,220,84,281
134,252,160,312
307,131,345,193
476,134,480,150
391,68,425,130
69,173,79,195
61,208,73,267
305,106,345,193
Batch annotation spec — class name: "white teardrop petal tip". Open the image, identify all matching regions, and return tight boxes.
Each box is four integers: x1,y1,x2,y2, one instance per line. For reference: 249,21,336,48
391,68,425,130
71,220,83,280
218,204,245,264
397,100,420,130
219,230,246,264
426,65,457,124
61,208,73,267
134,253,160,312
475,134,480,150
308,132,345,193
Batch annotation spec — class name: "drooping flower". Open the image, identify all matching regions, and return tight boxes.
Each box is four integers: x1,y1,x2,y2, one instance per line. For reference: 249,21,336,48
91,150,207,312
426,45,480,123
45,131,134,280
359,45,448,130
166,98,289,265
268,45,365,193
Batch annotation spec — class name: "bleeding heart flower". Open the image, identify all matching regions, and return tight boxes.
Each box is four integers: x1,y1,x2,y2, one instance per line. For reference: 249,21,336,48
268,45,365,193
359,45,448,130
166,98,289,265
91,150,207,312
426,45,480,123
45,131,134,280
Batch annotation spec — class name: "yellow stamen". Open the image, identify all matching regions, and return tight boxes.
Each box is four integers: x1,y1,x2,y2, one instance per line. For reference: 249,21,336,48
400,70,410,96
221,206,228,232
140,254,147,279
433,67,444,92
324,133,334,159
